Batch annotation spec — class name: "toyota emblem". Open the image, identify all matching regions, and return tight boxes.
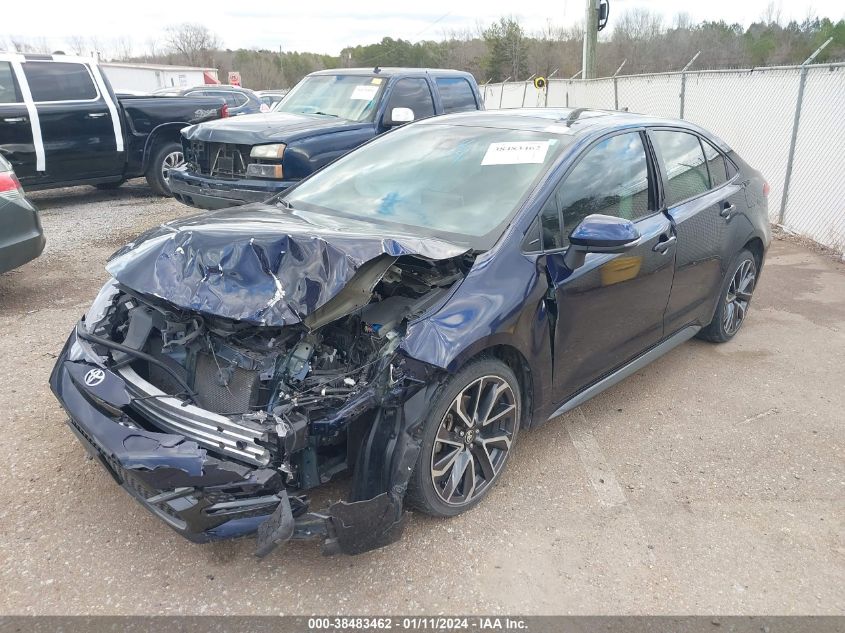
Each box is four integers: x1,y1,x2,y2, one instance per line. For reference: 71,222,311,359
84,368,106,387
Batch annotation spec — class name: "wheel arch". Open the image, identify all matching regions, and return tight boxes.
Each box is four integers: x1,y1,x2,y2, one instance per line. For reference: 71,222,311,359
743,236,766,272
142,123,187,171
453,344,535,430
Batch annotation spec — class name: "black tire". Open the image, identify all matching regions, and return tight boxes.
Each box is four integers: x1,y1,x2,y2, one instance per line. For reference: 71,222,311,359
697,249,757,343
407,357,521,517
94,180,125,190
145,141,184,197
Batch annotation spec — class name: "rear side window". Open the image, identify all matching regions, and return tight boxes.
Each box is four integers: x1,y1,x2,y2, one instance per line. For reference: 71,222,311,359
0,62,21,103
385,78,435,120
435,77,477,113
651,130,710,206
22,62,98,102
702,140,727,187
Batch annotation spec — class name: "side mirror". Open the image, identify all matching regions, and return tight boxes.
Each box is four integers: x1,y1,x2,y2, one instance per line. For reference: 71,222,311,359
563,214,640,270
384,107,414,127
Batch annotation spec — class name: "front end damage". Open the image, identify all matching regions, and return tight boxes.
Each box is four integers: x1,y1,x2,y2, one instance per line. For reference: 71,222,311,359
50,211,472,556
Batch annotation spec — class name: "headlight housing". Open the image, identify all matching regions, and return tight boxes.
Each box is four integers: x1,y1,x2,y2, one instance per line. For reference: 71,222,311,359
250,143,286,159
83,278,120,333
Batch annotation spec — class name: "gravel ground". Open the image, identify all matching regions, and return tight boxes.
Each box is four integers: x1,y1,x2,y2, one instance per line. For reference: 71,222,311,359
0,183,843,615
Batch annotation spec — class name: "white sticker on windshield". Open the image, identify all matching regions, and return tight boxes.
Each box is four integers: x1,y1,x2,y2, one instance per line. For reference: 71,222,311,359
482,141,550,165
350,84,379,100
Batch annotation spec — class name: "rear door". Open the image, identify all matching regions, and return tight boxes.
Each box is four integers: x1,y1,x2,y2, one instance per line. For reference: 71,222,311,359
649,129,737,332
434,76,480,113
23,60,123,182
539,130,677,403
0,59,37,180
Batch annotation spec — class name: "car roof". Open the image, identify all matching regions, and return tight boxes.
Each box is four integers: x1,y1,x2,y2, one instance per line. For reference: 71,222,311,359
419,108,732,151
307,67,474,79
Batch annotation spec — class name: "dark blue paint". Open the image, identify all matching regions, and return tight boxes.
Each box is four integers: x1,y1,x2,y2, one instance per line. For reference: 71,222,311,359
569,214,640,248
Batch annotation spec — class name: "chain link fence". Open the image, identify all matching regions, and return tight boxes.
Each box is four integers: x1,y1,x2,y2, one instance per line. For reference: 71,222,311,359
482,63,845,255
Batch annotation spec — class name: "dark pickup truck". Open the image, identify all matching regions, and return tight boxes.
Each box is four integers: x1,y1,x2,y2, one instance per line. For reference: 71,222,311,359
0,54,228,195
170,67,483,209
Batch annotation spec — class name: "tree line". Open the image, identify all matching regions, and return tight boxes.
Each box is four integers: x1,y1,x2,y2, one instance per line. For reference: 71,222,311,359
2,9,843,90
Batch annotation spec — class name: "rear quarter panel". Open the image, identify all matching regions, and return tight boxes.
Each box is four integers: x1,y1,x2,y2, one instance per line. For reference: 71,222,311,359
119,96,225,175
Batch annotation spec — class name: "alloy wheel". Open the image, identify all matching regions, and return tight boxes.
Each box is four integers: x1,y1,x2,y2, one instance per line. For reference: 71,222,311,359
430,375,518,506
161,150,185,185
723,258,756,335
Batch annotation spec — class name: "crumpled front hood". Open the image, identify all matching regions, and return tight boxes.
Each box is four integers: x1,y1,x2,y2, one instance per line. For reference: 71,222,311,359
182,112,371,145
106,204,469,327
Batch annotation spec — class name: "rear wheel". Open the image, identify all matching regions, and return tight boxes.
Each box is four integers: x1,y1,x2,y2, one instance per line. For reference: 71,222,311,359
698,249,757,343
407,358,521,517
145,141,184,196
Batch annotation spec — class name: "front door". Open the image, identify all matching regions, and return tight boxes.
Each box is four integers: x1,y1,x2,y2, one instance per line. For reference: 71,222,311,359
541,131,677,404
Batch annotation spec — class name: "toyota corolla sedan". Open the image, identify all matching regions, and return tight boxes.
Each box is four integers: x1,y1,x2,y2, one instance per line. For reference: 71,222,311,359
50,109,769,557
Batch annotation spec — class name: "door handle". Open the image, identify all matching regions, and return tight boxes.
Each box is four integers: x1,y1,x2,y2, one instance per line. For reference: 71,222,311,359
3,116,27,123
653,235,676,253
86,112,108,119
720,203,735,219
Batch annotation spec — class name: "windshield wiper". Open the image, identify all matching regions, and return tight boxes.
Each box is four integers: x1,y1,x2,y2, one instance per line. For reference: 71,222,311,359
277,198,295,210
313,111,339,117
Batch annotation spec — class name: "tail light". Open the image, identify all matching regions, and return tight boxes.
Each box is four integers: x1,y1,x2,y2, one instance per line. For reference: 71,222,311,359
0,171,22,194
763,181,770,197
220,103,229,118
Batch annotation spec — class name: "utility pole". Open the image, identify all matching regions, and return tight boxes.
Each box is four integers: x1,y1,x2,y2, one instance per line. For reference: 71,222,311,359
582,0,598,79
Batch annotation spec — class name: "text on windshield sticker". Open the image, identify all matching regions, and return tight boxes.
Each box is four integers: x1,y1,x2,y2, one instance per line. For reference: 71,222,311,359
351,85,380,100
482,141,550,165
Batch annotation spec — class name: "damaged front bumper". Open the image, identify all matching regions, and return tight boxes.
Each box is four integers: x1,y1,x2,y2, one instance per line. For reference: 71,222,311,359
49,330,406,556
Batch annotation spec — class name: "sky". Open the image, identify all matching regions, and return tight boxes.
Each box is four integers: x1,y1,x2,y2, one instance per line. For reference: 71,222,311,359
6,0,845,57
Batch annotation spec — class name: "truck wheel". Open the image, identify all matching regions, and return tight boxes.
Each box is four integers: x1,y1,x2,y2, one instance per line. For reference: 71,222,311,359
146,141,184,197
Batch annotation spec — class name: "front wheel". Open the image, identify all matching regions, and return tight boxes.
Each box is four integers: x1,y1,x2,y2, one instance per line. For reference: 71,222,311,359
407,358,521,517
698,249,757,343
145,141,184,197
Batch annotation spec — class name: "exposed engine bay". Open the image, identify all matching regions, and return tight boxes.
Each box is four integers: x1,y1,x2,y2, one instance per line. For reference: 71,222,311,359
80,253,469,492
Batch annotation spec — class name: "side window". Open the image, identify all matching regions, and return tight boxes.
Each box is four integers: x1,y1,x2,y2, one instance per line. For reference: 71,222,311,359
385,78,435,121
702,139,727,187
552,132,651,244
651,130,710,206
725,152,739,179
0,62,22,103
540,197,564,250
22,62,97,102
435,77,478,113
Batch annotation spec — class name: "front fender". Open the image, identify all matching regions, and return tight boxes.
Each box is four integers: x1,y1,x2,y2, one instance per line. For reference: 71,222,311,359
399,249,552,415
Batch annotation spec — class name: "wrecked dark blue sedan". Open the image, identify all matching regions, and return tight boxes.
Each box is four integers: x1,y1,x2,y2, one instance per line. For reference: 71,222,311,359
50,108,770,556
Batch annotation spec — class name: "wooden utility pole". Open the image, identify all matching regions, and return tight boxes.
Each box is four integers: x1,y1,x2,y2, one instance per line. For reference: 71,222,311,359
582,0,598,79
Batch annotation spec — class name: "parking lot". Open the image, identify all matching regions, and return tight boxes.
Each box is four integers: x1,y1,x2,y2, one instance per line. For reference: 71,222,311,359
0,182,842,615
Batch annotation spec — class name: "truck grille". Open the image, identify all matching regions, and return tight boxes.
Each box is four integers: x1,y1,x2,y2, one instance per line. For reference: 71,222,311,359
184,140,252,178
